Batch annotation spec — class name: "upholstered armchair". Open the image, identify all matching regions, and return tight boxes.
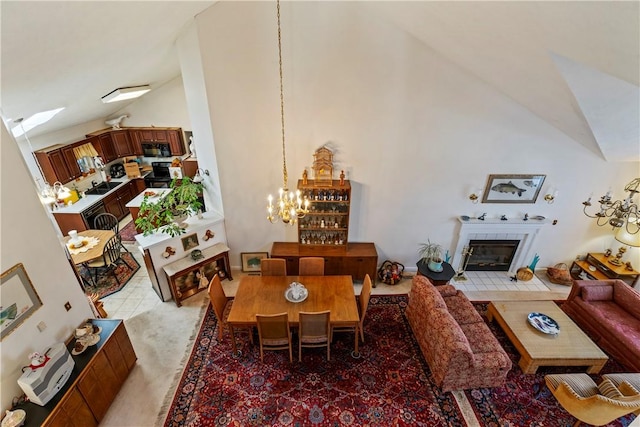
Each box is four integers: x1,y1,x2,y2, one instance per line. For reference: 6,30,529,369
545,373,640,426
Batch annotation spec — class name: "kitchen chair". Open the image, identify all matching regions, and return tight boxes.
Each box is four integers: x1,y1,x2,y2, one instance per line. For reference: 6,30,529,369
94,213,130,253
298,310,331,362
94,213,119,233
85,234,136,285
256,312,292,362
333,274,372,343
545,373,640,426
207,274,253,344
260,258,287,276
299,257,325,276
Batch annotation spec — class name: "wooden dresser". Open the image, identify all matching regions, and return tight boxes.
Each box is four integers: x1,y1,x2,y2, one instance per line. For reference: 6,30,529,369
18,319,136,427
271,242,378,284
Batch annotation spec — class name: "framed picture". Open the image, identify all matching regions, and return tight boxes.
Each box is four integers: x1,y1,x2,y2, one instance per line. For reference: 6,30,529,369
181,233,199,251
1,263,43,340
241,252,269,273
482,174,546,204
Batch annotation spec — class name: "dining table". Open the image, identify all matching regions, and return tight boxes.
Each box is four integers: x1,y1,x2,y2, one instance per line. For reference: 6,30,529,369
63,229,115,265
226,275,361,357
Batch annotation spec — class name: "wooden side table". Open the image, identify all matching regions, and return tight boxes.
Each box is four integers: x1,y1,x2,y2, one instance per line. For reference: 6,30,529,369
163,243,232,306
570,253,639,287
416,259,456,285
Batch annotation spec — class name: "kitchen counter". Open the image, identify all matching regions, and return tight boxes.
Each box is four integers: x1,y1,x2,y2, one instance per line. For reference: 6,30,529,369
52,177,132,214
125,188,172,209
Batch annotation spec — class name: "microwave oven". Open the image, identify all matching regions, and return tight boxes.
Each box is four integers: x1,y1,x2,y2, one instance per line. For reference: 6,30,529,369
142,143,171,158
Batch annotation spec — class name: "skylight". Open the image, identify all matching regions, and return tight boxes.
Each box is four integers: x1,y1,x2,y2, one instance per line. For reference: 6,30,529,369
11,107,65,137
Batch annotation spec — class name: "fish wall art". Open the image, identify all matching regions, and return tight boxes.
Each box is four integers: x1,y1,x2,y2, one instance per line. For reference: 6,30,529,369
482,174,546,204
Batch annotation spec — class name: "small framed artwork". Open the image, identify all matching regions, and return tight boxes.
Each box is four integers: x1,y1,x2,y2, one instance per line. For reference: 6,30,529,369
482,174,546,204
181,233,199,251
241,252,269,273
1,263,43,340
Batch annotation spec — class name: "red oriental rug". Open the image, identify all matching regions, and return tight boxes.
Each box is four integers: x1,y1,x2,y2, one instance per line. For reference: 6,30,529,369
119,220,138,242
78,252,140,299
163,296,636,426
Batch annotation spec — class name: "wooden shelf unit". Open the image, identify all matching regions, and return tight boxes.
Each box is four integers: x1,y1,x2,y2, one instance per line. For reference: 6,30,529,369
163,243,232,306
297,179,351,248
570,252,639,287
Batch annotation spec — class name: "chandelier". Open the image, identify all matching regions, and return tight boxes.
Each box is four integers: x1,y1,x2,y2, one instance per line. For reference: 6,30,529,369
582,178,640,234
266,0,309,225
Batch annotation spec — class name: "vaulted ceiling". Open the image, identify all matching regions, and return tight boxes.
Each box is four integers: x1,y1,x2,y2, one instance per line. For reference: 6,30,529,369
2,1,638,161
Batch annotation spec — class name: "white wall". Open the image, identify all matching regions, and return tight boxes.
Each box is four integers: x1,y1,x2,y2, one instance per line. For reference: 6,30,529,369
195,1,639,269
1,124,93,412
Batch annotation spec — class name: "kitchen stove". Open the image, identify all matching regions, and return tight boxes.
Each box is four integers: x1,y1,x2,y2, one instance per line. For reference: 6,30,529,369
144,161,172,188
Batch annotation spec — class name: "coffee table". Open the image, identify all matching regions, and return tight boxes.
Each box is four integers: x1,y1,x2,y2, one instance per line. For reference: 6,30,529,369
487,301,608,374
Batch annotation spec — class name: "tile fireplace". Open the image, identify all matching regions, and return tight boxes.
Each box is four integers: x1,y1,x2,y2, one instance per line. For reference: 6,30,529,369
450,217,551,292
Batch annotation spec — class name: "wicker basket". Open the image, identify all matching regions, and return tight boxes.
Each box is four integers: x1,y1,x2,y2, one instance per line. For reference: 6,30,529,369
546,263,573,286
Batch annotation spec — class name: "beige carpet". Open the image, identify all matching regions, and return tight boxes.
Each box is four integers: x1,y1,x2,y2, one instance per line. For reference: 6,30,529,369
99,291,209,427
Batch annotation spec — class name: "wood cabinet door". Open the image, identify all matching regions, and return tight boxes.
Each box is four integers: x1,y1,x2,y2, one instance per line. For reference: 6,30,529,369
78,351,119,422
325,257,343,275
48,149,72,183
94,134,117,163
103,335,128,386
35,151,61,185
112,131,133,157
61,145,81,180
103,192,125,219
44,386,97,427
114,323,138,370
167,130,185,155
344,257,375,282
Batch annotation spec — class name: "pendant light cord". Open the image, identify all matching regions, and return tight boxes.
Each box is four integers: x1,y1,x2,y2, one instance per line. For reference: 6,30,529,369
277,0,288,189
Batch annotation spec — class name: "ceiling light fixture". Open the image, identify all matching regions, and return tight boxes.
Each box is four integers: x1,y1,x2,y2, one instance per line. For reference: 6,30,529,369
101,85,151,103
266,0,309,225
582,178,640,234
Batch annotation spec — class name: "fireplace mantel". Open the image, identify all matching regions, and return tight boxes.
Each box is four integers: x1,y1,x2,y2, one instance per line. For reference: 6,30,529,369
451,216,550,274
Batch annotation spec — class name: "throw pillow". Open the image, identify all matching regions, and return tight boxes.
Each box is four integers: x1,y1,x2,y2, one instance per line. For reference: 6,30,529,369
437,284,458,297
598,378,623,399
582,285,614,301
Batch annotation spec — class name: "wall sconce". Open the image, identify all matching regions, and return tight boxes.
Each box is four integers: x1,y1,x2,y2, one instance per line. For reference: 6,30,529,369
544,188,558,204
193,168,209,184
469,188,483,204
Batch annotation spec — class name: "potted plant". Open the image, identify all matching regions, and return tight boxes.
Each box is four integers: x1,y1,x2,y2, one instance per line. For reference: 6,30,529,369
418,240,444,273
135,177,204,237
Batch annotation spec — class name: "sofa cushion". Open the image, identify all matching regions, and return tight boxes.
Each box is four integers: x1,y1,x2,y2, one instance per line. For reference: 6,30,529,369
411,277,447,310
443,294,484,325
581,284,613,301
573,298,640,353
437,285,458,297
459,322,505,355
613,281,640,320
599,378,624,399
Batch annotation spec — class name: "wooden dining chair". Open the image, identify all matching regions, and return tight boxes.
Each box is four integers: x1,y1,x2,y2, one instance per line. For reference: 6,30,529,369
298,310,331,361
299,257,325,276
333,274,372,343
85,234,136,285
207,274,253,343
94,213,130,253
260,258,287,276
256,312,292,362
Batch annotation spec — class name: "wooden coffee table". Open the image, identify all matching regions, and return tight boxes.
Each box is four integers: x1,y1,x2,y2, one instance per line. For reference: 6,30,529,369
487,301,608,374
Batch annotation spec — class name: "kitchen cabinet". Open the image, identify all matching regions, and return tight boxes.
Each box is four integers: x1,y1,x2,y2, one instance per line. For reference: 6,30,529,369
271,242,378,284
35,148,74,184
61,145,82,180
112,130,139,157
91,135,117,163
23,320,137,427
104,183,135,220
167,129,186,155
131,127,185,156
